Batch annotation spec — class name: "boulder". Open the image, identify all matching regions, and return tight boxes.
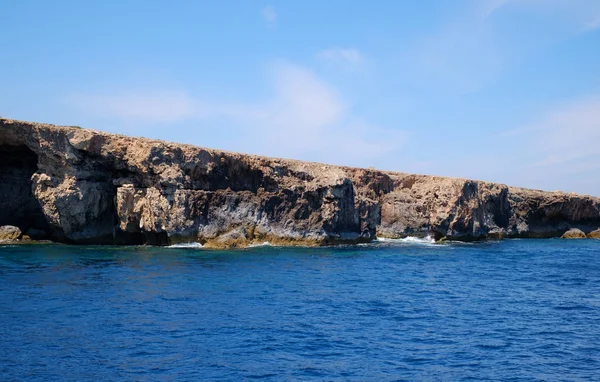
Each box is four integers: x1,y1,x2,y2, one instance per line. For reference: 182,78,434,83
0,225,22,241
204,227,251,249
561,228,586,239
587,229,600,239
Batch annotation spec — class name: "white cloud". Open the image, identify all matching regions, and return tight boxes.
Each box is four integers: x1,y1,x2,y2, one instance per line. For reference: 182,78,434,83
318,48,363,65
215,62,406,165
268,62,345,129
426,95,600,195
66,61,407,168
262,6,277,24
480,0,518,18
481,0,600,31
523,97,600,166
494,96,600,195
408,0,600,94
479,0,539,19
583,14,600,31
66,92,200,123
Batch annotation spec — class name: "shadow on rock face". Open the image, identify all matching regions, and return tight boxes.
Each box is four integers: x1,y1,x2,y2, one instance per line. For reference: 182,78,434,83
0,145,49,235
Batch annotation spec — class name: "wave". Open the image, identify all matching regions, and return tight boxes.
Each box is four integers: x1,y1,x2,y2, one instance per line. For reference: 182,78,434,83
248,241,271,248
376,236,437,245
168,242,204,249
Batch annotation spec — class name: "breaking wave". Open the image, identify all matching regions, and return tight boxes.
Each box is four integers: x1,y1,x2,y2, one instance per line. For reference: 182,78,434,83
248,241,272,248
376,236,436,245
168,242,204,249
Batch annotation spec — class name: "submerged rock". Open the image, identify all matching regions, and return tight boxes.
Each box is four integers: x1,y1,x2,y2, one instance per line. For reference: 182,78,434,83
0,225,22,241
561,228,587,239
1,117,599,247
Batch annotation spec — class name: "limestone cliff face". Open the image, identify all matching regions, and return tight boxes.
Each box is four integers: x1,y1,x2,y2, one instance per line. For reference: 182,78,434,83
1,117,599,247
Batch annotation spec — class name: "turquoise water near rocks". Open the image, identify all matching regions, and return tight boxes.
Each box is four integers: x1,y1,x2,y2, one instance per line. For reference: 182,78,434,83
1,239,599,381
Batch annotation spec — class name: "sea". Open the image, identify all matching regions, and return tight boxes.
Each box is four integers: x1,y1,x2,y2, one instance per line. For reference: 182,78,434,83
1,239,599,381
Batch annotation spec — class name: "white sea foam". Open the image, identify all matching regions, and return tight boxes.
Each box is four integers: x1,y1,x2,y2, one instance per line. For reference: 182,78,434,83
168,242,204,249
248,241,271,248
376,236,436,245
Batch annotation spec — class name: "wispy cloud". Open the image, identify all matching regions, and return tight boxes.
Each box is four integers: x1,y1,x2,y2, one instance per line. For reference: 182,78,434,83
262,6,277,25
318,48,363,65
427,94,600,195
494,96,600,194
583,14,600,32
407,0,600,94
480,0,518,18
516,96,600,166
212,62,406,164
66,92,200,123
65,61,407,167
481,0,600,31
479,0,538,19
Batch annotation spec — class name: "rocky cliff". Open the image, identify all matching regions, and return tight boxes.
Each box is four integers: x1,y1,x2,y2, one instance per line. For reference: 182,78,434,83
1,117,599,247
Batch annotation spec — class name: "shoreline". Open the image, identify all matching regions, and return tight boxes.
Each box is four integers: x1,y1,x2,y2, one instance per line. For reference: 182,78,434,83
2,232,599,250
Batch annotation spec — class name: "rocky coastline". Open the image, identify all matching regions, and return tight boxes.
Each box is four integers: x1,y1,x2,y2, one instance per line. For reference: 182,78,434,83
1,117,599,248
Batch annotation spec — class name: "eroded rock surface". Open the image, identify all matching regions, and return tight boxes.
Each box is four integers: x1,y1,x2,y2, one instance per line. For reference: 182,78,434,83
587,229,600,239
1,117,599,247
561,228,587,239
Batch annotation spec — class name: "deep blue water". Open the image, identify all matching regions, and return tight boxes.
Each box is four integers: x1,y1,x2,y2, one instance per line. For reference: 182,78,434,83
1,239,600,381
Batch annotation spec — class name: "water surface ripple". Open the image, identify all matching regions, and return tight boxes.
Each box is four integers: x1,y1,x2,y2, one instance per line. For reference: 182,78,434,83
1,239,599,381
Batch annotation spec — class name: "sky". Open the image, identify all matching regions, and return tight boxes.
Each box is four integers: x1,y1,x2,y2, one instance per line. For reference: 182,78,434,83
1,0,600,196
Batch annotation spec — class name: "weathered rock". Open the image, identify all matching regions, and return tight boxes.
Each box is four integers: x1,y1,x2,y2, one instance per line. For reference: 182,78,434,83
587,229,600,239
0,225,22,241
204,226,251,249
1,116,599,247
561,228,587,239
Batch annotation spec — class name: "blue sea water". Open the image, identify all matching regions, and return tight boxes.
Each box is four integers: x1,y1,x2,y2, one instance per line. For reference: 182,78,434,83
1,239,599,381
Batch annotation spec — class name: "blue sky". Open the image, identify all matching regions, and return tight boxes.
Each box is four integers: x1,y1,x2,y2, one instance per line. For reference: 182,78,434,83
2,0,600,195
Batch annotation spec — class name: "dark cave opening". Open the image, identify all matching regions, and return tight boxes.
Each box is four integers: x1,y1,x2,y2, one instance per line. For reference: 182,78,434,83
0,145,49,237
